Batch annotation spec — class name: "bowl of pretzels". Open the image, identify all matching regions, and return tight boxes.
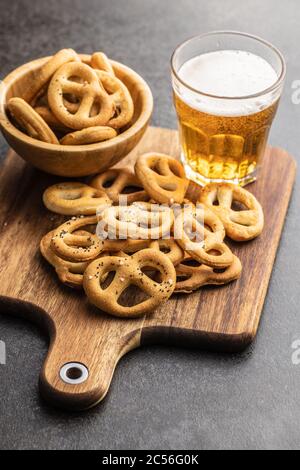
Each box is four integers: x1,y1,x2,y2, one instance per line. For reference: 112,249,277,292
0,49,153,177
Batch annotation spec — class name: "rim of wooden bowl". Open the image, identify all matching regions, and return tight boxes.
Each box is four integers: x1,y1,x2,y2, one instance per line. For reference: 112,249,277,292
0,54,153,152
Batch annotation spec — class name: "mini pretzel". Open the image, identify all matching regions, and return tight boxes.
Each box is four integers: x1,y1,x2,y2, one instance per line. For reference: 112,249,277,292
96,70,134,129
40,230,92,288
173,203,233,268
91,52,115,76
103,238,150,254
34,105,70,132
60,126,117,145
199,183,264,241
22,48,80,104
43,182,111,215
90,168,148,204
98,202,174,240
51,216,105,262
135,153,189,204
7,98,59,144
83,249,176,318
48,62,113,129
149,239,184,266
175,254,242,293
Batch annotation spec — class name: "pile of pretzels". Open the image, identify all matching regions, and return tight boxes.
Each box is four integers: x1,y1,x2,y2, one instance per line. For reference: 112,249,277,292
6,49,134,145
40,152,264,318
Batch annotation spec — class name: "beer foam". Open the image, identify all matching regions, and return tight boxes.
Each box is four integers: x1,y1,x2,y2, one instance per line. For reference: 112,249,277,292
177,50,279,116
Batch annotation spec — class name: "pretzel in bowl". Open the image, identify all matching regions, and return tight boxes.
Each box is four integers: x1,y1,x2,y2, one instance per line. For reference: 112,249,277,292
135,153,189,204
199,183,264,241
40,230,93,288
98,201,174,240
47,62,113,129
173,203,233,268
43,182,111,216
90,168,148,204
91,52,115,76
83,249,176,318
174,254,242,293
23,48,80,104
7,98,59,144
34,105,70,132
60,126,117,145
96,70,134,129
51,216,105,262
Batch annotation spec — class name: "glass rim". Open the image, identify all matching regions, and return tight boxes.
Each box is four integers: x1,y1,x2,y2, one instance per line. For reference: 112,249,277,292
171,30,286,100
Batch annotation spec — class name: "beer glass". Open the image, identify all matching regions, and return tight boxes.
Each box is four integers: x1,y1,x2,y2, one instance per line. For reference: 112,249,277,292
171,31,286,186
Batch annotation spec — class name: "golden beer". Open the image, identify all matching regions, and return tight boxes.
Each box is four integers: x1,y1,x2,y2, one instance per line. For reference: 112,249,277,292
171,32,286,186
174,94,279,184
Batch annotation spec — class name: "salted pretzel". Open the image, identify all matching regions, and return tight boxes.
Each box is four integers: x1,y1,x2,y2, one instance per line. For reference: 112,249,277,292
199,183,264,241
60,126,117,145
95,70,134,129
23,48,80,104
47,62,113,129
40,230,93,288
173,203,233,268
98,201,174,240
135,153,189,204
175,254,242,293
83,249,176,318
51,216,105,262
7,97,59,144
43,182,111,216
149,239,184,266
91,52,115,76
90,168,148,204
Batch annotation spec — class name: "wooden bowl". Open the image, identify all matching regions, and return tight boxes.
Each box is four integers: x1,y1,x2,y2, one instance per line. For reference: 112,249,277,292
0,54,153,177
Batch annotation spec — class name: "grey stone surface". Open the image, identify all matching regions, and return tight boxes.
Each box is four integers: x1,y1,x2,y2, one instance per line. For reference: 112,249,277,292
0,0,299,451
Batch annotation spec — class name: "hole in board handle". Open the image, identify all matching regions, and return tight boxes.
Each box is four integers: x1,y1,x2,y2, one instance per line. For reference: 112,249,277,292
60,362,89,385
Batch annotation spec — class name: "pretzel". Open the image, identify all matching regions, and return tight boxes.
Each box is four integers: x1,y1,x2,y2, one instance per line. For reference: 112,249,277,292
40,230,92,288
7,98,59,144
149,239,184,266
47,62,113,129
60,126,117,145
175,254,242,293
51,216,105,262
90,168,148,204
199,183,264,241
98,202,174,240
103,238,150,254
43,182,111,215
83,249,176,318
96,70,134,129
91,52,115,76
173,203,233,268
135,153,189,204
22,48,80,104
34,105,70,132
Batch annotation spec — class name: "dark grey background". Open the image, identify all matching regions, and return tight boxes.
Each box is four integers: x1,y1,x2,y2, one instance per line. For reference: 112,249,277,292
0,0,299,451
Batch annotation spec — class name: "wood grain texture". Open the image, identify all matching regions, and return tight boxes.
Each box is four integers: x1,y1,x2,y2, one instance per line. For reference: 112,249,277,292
0,127,296,410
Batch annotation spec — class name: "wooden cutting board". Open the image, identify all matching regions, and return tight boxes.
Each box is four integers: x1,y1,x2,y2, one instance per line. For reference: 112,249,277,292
0,127,296,410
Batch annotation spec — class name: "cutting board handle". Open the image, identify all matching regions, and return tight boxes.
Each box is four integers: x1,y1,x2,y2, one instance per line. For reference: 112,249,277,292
39,322,141,410
0,296,141,410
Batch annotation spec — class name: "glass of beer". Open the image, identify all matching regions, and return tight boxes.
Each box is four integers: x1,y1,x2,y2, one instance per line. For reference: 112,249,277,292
171,31,286,186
